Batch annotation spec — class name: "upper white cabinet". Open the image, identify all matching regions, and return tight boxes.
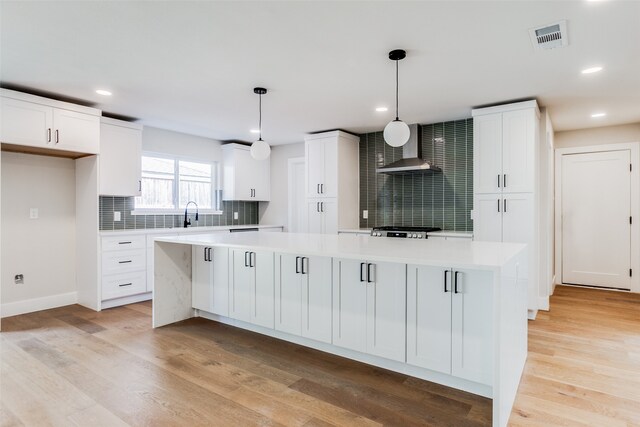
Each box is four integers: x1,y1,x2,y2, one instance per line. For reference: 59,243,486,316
222,143,270,201
332,258,406,362
473,102,537,194
99,118,142,197
0,89,100,155
304,131,360,234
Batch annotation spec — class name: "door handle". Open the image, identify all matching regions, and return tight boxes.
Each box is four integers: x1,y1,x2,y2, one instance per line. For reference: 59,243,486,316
47,128,51,142
55,129,59,144
249,252,255,268
504,199,507,212
497,174,501,188
296,256,301,273
454,271,461,294
301,257,308,275
244,251,249,267
360,262,366,282
503,174,507,188
367,263,375,283
443,269,450,292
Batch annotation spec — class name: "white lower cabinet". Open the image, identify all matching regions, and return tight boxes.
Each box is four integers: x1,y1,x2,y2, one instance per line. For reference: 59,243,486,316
100,235,147,302
229,248,274,328
407,265,493,385
192,246,229,316
275,253,332,343
332,258,406,362
306,199,338,234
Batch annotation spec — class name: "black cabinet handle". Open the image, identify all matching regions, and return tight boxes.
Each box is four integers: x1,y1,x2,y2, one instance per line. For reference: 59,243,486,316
119,283,132,287
118,241,132,245
204,248,208,262
317,202,320,212
360,262,366,282
321,183,324,194
118,260,132,264
504,199,507,212
249,252,255,268
320,202,324,212
503,174,507,188
244,251,249,267
367,263,374,283
497,174,501,188
302,257,308,275
296,256,301,273
317,184,320,194
47,128,51,142
55,129,59,144
138,180,142,192
443,270,450,292
454,271,461,294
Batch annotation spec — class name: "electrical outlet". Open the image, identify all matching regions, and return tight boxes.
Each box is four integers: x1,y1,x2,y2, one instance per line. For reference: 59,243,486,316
234,212,239,220
29,208,38,219
14,274,24,284
114,211,121,222
363,210,368,219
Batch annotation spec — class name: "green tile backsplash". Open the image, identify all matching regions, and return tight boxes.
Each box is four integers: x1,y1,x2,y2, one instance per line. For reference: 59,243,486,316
99,196,259,231
359,118,473,231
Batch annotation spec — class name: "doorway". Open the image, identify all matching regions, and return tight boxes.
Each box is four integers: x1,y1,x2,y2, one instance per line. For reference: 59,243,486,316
557,145,639,291
288,157,305,233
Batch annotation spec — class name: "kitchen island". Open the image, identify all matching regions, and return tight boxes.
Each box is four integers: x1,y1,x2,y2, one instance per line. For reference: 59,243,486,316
153,232,528,427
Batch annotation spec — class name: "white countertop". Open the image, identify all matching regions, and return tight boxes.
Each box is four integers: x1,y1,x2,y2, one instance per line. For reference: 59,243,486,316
155,232,524,271
338,229,473,238
99,224,283,236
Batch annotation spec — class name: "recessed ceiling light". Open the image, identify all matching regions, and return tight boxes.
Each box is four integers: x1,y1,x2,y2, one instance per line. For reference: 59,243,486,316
375,107,388,112
95,89,112,96
581,66,603,74
591,112,606,118
250,129,260,134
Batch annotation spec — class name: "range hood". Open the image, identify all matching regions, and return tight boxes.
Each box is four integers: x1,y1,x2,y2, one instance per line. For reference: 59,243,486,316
376,124,442,175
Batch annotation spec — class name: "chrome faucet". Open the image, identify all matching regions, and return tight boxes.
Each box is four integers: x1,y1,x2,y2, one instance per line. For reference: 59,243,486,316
184,201,199,228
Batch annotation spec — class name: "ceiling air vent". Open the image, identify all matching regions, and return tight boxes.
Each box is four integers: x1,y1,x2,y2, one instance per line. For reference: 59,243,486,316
529,20,568,51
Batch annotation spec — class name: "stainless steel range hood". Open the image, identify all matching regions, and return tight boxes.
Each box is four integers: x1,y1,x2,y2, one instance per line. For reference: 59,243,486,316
375,124,442,175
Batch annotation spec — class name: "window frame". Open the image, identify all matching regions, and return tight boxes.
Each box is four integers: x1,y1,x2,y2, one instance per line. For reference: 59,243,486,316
132,151,222,215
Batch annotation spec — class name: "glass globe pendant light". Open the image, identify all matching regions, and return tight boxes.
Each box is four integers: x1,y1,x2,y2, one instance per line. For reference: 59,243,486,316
383,49,410,148
250,87,271,160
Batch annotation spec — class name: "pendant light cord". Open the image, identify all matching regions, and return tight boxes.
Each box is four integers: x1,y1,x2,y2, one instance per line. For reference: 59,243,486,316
259,93,262,141
395,59,399,121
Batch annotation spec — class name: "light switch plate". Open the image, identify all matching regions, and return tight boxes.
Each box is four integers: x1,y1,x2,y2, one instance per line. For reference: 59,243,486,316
363,210,368,219
29,208,38,219
114,211,122,222
234,212,239,220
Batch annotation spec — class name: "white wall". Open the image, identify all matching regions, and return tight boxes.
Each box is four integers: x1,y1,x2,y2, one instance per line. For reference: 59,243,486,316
259,142,305,229
1,152,77,314
555,122,640,148
142,126,224,162
538,109,555,306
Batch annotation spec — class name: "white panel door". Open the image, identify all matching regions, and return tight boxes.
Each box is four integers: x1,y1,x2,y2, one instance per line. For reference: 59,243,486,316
53,108,100,154
192,246,213,312
366,261,406,362
322,139,338,197
230,249,253,322
562,151,632,289
251,251,274,328
302,256,332,343
502,109,534,193
451,269,493,385
321,199,338,234
474,113,503,194
307,201,323,233
306,141,325,197
99,122,142,196
0,97,53,148
407,265,452,374
275,253,303,336
473,194,502,242
332,258,367,353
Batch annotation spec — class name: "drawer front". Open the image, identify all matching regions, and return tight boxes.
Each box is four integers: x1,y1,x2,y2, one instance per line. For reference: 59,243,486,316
102,235,146,252
102,249,146,274
102,271,147,300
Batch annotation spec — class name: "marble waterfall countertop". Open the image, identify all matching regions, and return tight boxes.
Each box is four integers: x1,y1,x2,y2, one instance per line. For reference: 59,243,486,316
155,231,524,271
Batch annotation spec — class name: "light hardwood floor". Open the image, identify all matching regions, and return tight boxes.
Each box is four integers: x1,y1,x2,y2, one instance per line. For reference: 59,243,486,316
1,285,639,426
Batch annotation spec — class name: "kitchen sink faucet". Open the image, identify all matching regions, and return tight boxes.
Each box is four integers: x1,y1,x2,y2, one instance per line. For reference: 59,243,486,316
184,201,199,228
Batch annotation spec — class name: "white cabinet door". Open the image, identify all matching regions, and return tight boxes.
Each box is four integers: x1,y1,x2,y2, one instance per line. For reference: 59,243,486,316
474,113,503,194
250,251,274,328
0,97,53,148
235,148,254,200
502,109,534,194
407,265,452,374
252,157,271,201
53,108,100,154
306,141,325,197
321,139,338,198
230,249,253,322
192,246,213,312
473,194,502,242
210,247,229,316
301,256,332,344
366,261,406,362
332,258,367,353
275,253,302,335
99,121,142,196
321,199,338,234
307,201,324,234
451,269,493,385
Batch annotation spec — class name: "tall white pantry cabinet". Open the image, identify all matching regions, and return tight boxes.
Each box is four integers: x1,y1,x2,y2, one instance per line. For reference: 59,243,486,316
472,100,540,317
304,131,360,234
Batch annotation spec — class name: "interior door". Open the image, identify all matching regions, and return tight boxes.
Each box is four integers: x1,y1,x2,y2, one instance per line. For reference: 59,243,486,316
562,150,632,289
473,113,502,194
275,253,302,335
332,258,367,353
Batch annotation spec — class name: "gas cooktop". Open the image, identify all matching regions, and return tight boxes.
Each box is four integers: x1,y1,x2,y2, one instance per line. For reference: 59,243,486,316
371,226,441,239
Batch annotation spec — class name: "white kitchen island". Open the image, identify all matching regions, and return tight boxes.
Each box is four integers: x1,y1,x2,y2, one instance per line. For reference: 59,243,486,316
153,232,528,427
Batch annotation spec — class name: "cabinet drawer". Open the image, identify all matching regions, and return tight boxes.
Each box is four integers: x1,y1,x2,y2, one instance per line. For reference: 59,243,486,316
102,235,146,252
102,271,147,300
101,249,146,274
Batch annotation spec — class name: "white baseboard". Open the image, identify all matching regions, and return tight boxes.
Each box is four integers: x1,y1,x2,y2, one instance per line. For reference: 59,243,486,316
100,292,152,310
527,309,538,320
551,275,557,294
1,291,78,318
537,296,550,311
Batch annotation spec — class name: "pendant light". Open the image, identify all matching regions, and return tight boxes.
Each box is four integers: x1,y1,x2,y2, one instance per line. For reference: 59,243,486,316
250,87,271,160
383,49,410,147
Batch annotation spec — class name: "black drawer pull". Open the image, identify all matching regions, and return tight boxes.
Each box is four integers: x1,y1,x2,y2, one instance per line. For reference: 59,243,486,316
118,241,132,245
118,260,132,264
119,283,132,287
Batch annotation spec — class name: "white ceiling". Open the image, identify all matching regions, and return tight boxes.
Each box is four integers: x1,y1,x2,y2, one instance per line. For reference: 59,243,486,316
1,1,639,144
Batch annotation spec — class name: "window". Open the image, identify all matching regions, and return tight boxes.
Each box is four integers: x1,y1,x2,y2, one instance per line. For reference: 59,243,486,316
135,154,220,211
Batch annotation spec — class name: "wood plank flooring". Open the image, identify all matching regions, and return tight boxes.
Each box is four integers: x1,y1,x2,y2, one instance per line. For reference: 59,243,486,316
1,285,639,426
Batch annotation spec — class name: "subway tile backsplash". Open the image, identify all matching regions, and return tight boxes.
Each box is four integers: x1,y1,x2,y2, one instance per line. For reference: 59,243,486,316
99,196,259,231
359,118,473,232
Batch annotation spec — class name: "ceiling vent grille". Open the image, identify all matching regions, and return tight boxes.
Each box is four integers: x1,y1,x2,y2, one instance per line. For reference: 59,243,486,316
529,20,568,51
